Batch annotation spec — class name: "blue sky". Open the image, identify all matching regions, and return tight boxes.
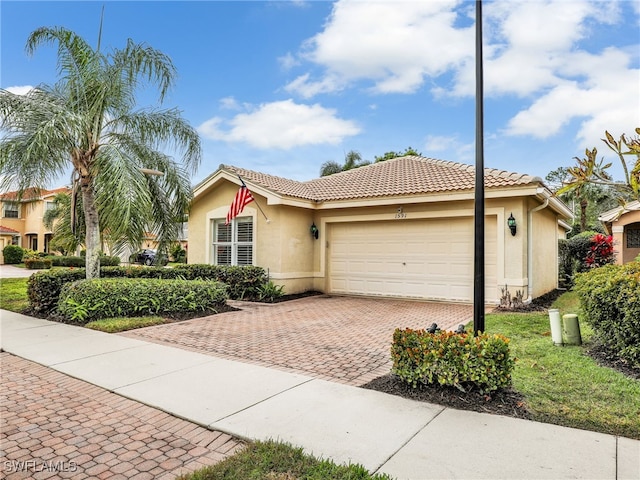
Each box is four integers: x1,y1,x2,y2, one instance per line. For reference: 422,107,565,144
2,0,639,188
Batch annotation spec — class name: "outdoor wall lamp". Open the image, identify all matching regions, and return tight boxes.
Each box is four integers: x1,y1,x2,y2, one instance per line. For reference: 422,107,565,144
310,222,319,239
507,213,517,236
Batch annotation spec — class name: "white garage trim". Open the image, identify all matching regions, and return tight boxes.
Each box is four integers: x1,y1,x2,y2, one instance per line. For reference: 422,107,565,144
326,215,498,303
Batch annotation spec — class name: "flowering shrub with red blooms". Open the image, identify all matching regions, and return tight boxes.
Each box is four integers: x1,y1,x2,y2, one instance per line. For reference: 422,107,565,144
585,233,615,268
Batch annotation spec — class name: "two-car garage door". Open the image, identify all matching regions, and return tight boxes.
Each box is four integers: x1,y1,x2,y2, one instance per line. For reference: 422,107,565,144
328,217,497,302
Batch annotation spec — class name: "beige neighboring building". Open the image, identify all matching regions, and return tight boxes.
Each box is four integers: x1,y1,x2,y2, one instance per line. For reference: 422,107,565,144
599,200,640,264
189,156,572,304
0,187,70,263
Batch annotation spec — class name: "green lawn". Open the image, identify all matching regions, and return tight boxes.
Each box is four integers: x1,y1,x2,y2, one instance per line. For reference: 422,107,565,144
0,277,29,312
176,440,392,480
485,292,640,439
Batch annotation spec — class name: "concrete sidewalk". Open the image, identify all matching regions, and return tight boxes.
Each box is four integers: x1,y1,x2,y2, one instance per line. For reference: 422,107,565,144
1,310,638,479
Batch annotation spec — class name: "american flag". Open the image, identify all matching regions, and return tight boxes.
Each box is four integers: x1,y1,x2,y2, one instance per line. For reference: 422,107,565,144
225,183,254,225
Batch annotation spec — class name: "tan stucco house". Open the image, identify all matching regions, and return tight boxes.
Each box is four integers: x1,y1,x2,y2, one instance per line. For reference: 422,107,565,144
189,156,572,304
599,200,640,264
0,187,70,263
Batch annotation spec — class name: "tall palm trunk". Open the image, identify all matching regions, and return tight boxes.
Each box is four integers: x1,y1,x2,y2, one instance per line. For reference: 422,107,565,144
580,198,588,232
80,175,101,279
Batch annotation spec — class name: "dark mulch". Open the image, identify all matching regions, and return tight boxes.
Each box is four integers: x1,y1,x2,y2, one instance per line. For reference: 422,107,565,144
361,375,532,419
261,290,324,303
586,342,640,380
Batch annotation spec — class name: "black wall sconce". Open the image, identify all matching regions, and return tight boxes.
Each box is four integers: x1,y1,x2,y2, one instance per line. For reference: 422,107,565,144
507,213,517,236
310,222,319,239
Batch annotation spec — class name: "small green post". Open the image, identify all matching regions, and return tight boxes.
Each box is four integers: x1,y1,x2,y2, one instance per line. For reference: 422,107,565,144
562,314,582,345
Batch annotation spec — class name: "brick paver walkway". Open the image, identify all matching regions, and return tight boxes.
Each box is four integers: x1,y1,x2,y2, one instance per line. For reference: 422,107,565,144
122,296,474,386
0,353,243,480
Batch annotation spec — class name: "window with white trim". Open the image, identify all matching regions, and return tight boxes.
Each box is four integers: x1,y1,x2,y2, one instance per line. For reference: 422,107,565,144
3,203,19,218
212,217,253,265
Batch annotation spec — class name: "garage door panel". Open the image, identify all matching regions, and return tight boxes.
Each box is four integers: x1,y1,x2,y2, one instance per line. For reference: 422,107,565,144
329,218,497,302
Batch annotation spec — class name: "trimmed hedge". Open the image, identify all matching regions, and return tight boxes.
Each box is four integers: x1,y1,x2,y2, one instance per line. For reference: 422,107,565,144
24,257,52,270
47,255,121,267
27,264,268,315
391,328,515,393
574,262,640,367
58,278,228,323
2,245,25,264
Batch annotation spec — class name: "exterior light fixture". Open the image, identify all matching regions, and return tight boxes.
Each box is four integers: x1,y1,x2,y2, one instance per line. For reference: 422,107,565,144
310,222,319,239
507,213,517,236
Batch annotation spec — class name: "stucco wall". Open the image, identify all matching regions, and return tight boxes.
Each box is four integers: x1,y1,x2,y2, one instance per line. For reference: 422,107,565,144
530,201,560,298
611,210,640,264
190,181,563,301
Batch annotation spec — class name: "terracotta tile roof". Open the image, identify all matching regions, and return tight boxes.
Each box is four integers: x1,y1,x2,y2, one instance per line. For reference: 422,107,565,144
0,187,71,201
223,156,541,202
0,226,20,234
598,200,640,223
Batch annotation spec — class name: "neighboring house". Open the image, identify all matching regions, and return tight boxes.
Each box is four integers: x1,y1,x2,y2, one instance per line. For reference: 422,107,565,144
189,156,572,304
0,187,71,263
599,200,640,264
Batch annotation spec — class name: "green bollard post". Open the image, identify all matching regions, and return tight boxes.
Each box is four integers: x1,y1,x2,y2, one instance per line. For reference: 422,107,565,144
562,314,582,345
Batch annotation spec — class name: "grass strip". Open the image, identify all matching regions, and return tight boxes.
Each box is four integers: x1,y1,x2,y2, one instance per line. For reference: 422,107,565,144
176,440,392,480
85,316,167,333
0,277,29,312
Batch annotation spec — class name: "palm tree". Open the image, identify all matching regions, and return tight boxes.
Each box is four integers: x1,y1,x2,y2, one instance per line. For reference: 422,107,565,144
0,26,201,278
319,150,369,176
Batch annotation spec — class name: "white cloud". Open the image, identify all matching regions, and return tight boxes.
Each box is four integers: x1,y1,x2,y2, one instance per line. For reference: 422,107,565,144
287,0,473,96
5,85,34,95
285,0,637,148
424,134,473,161
198,99,360,149
219,96,241,110
505,48,640,143
278,52,299,70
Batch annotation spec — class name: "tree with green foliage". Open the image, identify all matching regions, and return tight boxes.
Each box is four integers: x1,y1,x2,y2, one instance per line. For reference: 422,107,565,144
374,146,422,162
0,26,201,278
546,167,617,235
319,150,370,176
559,128,640,205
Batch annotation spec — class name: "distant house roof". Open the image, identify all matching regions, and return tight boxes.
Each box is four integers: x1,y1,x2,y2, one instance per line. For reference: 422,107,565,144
0,187,71,202
599,200,640,223
213,156,543,202
0,226,20,235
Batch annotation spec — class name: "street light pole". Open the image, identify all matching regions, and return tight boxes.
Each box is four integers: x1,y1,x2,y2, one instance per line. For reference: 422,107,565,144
473,0,485,335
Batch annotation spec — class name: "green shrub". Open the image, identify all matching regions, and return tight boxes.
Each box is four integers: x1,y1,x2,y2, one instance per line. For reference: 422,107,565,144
174,264,268,299
2,244,25,264
28,269,87,314
257,280,285,302
574,262,640,367
48,256,84,267
58,278,228,323
24,257,52,270
391,328,515,393
27,264,268,315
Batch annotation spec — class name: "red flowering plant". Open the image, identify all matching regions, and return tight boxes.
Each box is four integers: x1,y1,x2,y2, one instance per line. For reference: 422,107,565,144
585,233,615,268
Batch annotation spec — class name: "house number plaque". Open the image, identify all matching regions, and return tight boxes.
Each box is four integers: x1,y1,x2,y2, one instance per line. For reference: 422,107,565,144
395,207,406,219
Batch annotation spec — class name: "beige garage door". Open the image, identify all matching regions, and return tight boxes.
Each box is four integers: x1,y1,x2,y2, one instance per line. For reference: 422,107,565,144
328,217,497,302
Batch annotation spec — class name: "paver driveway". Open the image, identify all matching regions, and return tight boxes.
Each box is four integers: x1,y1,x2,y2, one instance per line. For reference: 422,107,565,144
123,296,474,386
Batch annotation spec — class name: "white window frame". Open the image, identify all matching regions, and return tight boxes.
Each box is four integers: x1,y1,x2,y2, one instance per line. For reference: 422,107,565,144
212,216,254,266
3,203,19,218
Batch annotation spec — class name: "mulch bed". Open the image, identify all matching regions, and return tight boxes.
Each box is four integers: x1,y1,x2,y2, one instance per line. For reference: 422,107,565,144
361,375,532,419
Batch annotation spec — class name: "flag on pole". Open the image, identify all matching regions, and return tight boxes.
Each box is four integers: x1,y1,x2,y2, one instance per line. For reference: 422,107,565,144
225,181,255,225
